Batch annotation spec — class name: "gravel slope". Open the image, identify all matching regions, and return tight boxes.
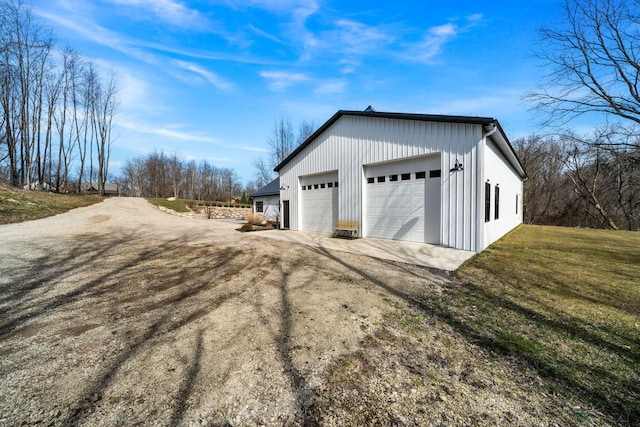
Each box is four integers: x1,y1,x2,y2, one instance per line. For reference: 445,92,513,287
0,198,582,426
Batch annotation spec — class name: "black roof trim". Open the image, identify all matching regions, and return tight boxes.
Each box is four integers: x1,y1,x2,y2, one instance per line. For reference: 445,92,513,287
252,177,280,197
274,110,525,178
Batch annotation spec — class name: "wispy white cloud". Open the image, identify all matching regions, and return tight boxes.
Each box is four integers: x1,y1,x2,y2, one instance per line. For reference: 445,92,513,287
406,23,458,63
333,19,394,55
339,59,360,74
277,0,320,61
33,8,161,65
89,58,158,112
314,80,346,95
120,121,219,143
260,70,311,91
234,0,319,16
401,14,484,64
35,6,240,94
118,120,268,153
105,0,205,28
175,60,235,91
248,24,285,45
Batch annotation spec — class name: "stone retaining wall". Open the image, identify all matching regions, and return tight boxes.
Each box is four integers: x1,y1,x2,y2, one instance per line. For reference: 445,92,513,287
201,206,251,219
157,205,251,220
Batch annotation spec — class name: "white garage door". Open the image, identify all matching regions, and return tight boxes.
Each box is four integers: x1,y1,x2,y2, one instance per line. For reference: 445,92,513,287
365,155,441,244
300,172,339,233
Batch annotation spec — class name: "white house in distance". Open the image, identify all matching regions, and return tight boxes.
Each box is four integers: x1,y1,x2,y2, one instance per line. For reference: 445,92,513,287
273,108,527,253
252,177,280,223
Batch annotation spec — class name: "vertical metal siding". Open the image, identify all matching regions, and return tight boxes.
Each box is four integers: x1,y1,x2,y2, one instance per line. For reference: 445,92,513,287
280,115,485,251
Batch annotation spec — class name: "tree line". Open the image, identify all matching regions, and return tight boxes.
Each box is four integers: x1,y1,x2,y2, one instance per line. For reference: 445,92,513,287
252,118,317,188
0,0,118,194
119,151,246,202
521,0,640,231
516,133,639,231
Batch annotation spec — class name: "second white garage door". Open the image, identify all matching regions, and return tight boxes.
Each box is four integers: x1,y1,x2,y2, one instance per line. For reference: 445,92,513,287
300,172,339,233
365,155,441,244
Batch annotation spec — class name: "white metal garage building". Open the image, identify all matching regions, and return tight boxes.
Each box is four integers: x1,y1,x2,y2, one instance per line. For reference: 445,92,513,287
274,109,526,252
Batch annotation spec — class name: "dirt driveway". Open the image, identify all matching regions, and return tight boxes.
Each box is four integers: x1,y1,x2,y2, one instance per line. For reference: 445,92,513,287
0,198,570,426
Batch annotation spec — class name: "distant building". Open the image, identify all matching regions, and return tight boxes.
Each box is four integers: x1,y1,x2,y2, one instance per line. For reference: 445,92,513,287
252,178,280,224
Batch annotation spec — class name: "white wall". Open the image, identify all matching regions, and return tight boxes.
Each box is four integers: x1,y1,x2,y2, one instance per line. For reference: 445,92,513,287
279,115,484,251
253,196,280,223
481,139,523,249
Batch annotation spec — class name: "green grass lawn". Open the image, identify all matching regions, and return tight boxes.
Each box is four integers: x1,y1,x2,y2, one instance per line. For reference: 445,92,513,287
0,184,103,224
456,225,640,425
146,197,191,212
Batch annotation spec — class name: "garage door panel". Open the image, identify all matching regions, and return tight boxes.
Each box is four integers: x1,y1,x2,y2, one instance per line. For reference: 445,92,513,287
365,156,440,244
300,172,338,233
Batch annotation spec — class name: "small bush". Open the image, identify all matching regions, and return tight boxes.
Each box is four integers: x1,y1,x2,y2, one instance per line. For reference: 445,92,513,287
240,223,254,232
202,205,214,219
246,212,265,225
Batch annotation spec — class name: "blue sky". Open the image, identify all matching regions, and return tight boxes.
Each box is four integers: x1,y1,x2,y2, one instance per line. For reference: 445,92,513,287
30,0,562,185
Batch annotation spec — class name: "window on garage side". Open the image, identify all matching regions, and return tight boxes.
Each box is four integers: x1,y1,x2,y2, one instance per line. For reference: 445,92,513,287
320,183,325,188
256,201,264,213
367,177,374,184
328,182,333,188
495,185,500,220
389,174,398,182
377,176,385,183
301,185,306,190
314,184,319,189
401,173,410,181
416,171,426,179
485,182,491,222
335,181,339,187
429,170,441,178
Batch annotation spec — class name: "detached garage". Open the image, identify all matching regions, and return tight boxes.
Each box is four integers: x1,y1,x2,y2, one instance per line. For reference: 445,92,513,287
275,109,526,252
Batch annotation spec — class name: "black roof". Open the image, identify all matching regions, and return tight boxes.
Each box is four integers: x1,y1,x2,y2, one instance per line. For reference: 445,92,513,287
252,177,280,197
274,109,526,179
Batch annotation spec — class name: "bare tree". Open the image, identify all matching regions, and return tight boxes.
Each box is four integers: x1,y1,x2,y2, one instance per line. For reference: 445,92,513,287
252,156,273,188
167,152,183,199
562,130,640,230
118,152,244,202
93,72,118,195
268,118,295,169
0,0,53,188
297,120,317,145
0,0,119,193
514,135,569,224
523,0,640,231
252,118,317,189
53,48,82,192
527,0,640,142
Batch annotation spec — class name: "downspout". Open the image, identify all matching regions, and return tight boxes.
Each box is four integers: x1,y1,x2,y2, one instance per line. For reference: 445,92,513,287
483,122,498,139
477,122,498,251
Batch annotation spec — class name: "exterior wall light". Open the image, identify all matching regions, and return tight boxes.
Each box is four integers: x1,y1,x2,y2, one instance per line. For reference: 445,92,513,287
450,159,464,172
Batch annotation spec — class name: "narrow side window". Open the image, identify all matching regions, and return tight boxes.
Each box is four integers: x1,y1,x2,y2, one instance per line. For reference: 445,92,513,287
485,182,491,222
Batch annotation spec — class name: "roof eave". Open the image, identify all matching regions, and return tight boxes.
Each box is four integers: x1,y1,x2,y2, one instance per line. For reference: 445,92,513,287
275,110,527,180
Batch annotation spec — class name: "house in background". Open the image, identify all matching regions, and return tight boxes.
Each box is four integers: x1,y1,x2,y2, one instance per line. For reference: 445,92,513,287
274,109,527,252
104,183,120,196
252,177,280,224
80,183,120,196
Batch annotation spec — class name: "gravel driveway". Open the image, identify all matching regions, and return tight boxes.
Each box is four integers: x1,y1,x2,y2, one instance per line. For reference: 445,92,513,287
0,198,572,426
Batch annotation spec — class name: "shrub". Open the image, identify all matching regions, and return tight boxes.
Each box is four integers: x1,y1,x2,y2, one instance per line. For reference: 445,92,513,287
202,205,214,219
240,223,254,232
246,212,265,225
